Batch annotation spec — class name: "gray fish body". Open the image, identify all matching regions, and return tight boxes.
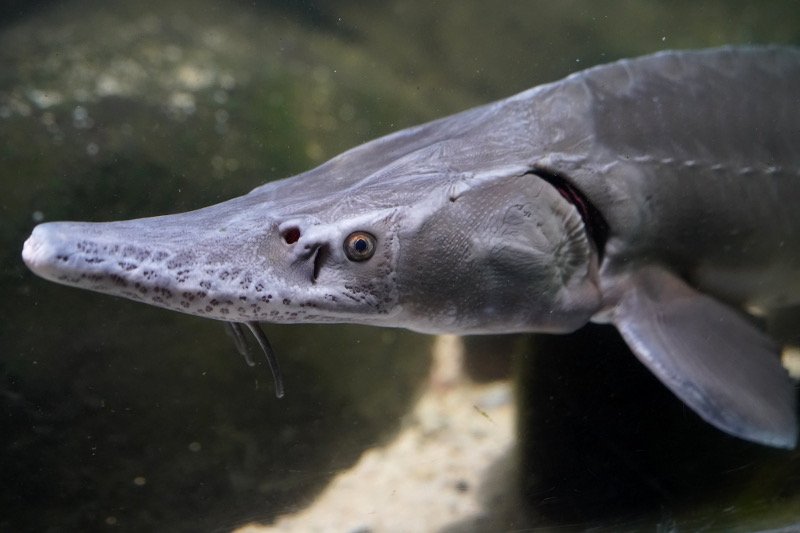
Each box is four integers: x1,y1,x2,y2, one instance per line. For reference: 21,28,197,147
22,46,800,448
563,49,800,311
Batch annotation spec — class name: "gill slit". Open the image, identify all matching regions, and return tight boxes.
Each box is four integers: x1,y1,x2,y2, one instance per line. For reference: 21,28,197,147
527,168,609,259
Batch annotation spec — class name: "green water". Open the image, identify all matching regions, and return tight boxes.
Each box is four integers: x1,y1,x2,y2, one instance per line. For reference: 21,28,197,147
2,1,799,531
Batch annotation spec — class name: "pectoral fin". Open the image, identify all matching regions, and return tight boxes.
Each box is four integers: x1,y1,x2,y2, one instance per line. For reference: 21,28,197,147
610,266,798,448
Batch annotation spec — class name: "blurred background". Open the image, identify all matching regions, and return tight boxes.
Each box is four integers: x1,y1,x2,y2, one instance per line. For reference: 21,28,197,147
2,1,800,531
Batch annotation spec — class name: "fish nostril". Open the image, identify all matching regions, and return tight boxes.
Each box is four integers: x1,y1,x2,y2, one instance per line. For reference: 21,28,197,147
282,227,301,245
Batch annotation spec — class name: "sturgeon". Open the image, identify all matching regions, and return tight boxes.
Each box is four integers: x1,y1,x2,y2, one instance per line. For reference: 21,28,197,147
22,46,800,448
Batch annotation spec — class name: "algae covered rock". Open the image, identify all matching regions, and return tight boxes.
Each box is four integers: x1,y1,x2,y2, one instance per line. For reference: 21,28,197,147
1,1,433,530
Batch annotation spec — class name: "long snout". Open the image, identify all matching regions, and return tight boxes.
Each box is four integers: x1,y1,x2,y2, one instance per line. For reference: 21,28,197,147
24,216,210,310
22,222,72,284
21,202,293,322
23,220,171,283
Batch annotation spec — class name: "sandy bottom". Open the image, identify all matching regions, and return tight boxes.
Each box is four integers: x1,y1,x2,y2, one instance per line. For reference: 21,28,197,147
235,335,519,533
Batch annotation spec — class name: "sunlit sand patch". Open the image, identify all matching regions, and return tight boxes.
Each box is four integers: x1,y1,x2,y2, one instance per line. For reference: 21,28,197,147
236,335,516,532
782,345,800,379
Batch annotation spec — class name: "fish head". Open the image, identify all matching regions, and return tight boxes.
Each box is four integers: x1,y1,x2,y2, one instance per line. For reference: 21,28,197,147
22,96,601,333
21,186,405,326
22,172,600,334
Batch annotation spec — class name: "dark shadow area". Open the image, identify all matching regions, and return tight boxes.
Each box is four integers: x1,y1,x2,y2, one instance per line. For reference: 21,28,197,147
0,0,54,27
461,335,519,383
220,0,363,40
0,295,430,531
517,325,800,526
444,327,800,531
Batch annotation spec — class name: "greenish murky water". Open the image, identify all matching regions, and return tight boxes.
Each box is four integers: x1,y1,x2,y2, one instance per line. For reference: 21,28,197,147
2,1,799,531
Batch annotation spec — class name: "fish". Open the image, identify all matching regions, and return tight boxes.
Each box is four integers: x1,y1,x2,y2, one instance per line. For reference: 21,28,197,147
21,46,800,448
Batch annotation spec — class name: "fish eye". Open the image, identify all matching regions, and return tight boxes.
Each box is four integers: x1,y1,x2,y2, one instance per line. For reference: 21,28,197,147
344,231,376,261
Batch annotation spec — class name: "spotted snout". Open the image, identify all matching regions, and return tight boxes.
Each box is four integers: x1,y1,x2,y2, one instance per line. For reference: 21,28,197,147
23,221,179,302
22,219,344,324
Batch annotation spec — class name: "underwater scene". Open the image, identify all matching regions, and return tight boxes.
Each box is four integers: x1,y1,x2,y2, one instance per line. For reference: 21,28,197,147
3,1,800,531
